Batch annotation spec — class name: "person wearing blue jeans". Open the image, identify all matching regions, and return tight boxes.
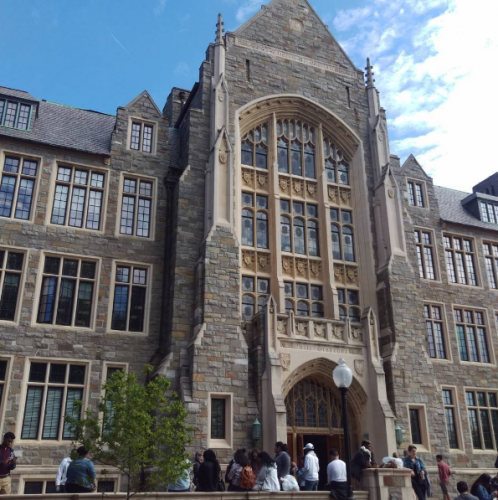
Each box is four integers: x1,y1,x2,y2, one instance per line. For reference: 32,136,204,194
303,443,319,491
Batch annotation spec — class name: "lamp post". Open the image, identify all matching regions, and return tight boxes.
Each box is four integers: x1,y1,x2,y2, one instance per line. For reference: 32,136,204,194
333,358,355,500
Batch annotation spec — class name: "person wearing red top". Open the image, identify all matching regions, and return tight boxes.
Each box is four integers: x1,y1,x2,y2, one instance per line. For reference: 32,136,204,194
437,454,452,500
0,432,17,495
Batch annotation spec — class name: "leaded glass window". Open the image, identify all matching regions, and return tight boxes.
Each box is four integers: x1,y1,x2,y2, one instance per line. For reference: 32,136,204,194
444,234,477,286
241,125,268,169
211,398,226,439
454,308,490,364
120,177,154,238
442,389,459,449
0,250,24,321
466,390,498,450
424,304,446,359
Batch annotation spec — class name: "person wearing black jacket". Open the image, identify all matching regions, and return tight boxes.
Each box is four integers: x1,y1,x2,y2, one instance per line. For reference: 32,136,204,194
192,452,203,489
197,449,221,492
0,432,17,495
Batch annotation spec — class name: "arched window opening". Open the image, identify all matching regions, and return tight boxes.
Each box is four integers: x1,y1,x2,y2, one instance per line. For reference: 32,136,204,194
343,226,355,262
337,288,360,322
297,300,309,317
241,124,268,169
312,302,324,318
304,143,315,179
331,224,341,259
281,215,291,252
307,220,319,257
285,299,294,314
257,212,268,249
242,294,255,319
278,138,288,173
291,140,302,176
293,218,305,255
242,209,254,247
338,161,349,185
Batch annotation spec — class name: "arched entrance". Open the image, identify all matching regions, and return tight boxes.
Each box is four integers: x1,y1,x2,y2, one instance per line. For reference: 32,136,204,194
282,358,367,489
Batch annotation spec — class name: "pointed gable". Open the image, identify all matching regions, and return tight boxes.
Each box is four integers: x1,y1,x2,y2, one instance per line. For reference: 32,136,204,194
234,0,359,74
401,154,431,181
123,90,163,119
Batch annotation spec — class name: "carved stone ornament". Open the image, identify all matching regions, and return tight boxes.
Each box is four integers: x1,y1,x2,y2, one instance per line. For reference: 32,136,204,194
258,174,267,187
219,152,228,164
296,322,306,336
310,262,319,277
289,18,304,32
279,178,289,192
333,326,343,339
243,171,252,186
297,261,306,275
388,187,395,198
354,359,365,376
280,353,291,371
315,323,325,337
307,183,316,196
346,267,356,283
243,253,253,267
293,180,303,194
340,189,350,204
351,327,362,341
258,254,268,270
282,257,291,272
328,186,337,203
334,266,343,282
277,320,286,333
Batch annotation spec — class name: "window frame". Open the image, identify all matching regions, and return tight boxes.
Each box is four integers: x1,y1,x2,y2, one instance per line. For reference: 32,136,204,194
414,228,438,281
107,260,152,335
19,474,120,494
0,150,42,223
0,98,33,130
406,179,427,208
479,200,498,225
207,392,233,449
46,161,109,233
423,302,451,362
17,357,91,444
452,306,494,365
127,117,157,155
443,234,480,287
406,404,431,452
483,241,498,290
0,246,28,325
116,173,157,240
464,387,498,453
0,355,13,433
441,386,464,452
32,252,101,331
284,281,325,319
241,275,270,320
241,192,270,249
330,208,356,263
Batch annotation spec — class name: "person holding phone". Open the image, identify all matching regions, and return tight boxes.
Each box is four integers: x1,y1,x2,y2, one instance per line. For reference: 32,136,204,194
0,432,17,495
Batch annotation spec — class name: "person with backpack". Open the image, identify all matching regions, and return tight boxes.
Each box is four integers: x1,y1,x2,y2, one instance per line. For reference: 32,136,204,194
253,452,280,492
228,449,254,491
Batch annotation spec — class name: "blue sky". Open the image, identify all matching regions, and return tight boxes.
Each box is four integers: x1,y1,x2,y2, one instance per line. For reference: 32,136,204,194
1,0,497,190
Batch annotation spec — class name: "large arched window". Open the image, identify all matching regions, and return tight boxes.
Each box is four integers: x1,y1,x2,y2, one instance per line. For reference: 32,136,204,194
239,109,358,321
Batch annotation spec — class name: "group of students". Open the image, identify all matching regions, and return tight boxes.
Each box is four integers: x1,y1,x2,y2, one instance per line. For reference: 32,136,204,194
186,441,320,493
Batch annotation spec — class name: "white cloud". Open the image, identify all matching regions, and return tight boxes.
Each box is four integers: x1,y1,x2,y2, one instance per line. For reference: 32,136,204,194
332,7,371,32
173,61,190,77
236,0,262,23
154,0,166,17
332,0,498,191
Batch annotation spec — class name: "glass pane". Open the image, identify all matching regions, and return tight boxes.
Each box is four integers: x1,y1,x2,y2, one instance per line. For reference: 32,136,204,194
22,387,44,439
293,219,305,254
123,178,137,194
137,198,151,237
281,216,291,252
143,125,153,153
469,409,482,448
46,482,57,494
0,273,21,321
442,390,452,406
242,277,254,292
68,365,86,385
481,410,494,449
343,227,355,262
3,157,20,173
307,221,319,256
116,267,130,284
56,278,76,326
456,325,468,361
255,144,267,169
211,398,226,439
293,202,304,216
15,178,35,220
284,282,293,297
129,286,146,332
90,172,105,188
0,360,6,381
241,140,253,167
0,175,16,217
426,321,436,358
62,260,78,277
466,391,475,406
257,212,268,249
37,277,58,324
409,409,422,444
445,407,459,449
29,362,47,382
49,364,66,384
80,261,96,280
304,144,315,179
75,282,93,328
257,279,269,294
242,209,254,246
297,301,309,316
5,252,23,271
277,138,288,173
133,268,147,285
51,184,69,224
98,481,115,493
57,167,72,182
86,190,102,230
331,225,341,259
280,200,290,213
242,295,255,319
74,170,88,185
24,482,43,495
42,387,63,439
130,124,141,150
120,196,135,235
62,388,83,439
296,284,308,299
256,195,268,209
242,193,253,207
17,104,31,130
112,285,129,330
311,285,323,301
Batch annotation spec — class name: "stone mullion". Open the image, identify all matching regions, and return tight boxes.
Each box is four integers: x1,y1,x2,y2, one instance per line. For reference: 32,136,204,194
317,124,338,320
269,112,285,313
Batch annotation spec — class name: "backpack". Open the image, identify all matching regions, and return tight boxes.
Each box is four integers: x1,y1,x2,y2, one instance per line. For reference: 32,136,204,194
239,465,256,490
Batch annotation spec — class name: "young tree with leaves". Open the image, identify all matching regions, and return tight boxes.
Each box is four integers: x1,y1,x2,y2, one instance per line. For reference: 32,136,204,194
66,365,191,499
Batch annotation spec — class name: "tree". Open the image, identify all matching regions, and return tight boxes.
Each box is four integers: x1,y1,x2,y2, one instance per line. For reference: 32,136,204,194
66,365,191,499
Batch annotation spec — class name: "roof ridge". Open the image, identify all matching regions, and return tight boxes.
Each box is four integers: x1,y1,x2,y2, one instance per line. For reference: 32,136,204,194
434,185,471,195
41,100,115,117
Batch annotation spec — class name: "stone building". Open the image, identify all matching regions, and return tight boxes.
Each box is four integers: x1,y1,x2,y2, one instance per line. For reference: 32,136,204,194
1,0,498,494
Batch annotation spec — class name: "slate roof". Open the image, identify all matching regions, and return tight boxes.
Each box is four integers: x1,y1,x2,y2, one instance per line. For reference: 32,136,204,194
434,185,498,232
0,87,116,156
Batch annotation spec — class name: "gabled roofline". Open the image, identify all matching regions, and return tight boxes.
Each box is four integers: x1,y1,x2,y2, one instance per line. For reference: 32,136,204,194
234,0,360,72
401,153,432,181
123,90,163,117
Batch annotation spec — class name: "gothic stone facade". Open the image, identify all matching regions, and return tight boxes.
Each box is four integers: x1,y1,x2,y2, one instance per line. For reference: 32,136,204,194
1,0,498,494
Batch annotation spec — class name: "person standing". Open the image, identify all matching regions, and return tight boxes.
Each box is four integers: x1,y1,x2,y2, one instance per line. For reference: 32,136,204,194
0,432,17,495
293,456,306,490
471,474,498,500
55,455,72,493
167,462,191,493
303,443,319,491
250,449,262,479
403,445,427,500
253,452,280,492
274,442,291,482
192,452,203,490
351,440,374,482
197,449,221,492
456,481,479,500
65,447,96,494
436,454,452,500
228,449,251,491
327,448,348,500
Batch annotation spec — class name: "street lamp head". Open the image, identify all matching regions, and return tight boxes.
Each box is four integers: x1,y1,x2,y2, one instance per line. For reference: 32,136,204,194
333,358,353,389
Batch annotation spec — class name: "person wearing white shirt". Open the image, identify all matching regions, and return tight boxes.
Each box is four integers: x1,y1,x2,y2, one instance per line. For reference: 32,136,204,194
327,449,349,500
303,443,319,491
55,456,72,493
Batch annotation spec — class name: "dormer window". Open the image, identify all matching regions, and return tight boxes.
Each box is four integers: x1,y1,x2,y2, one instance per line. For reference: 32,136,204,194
480,200,498,224
128,120,154,153
0,99,32,131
